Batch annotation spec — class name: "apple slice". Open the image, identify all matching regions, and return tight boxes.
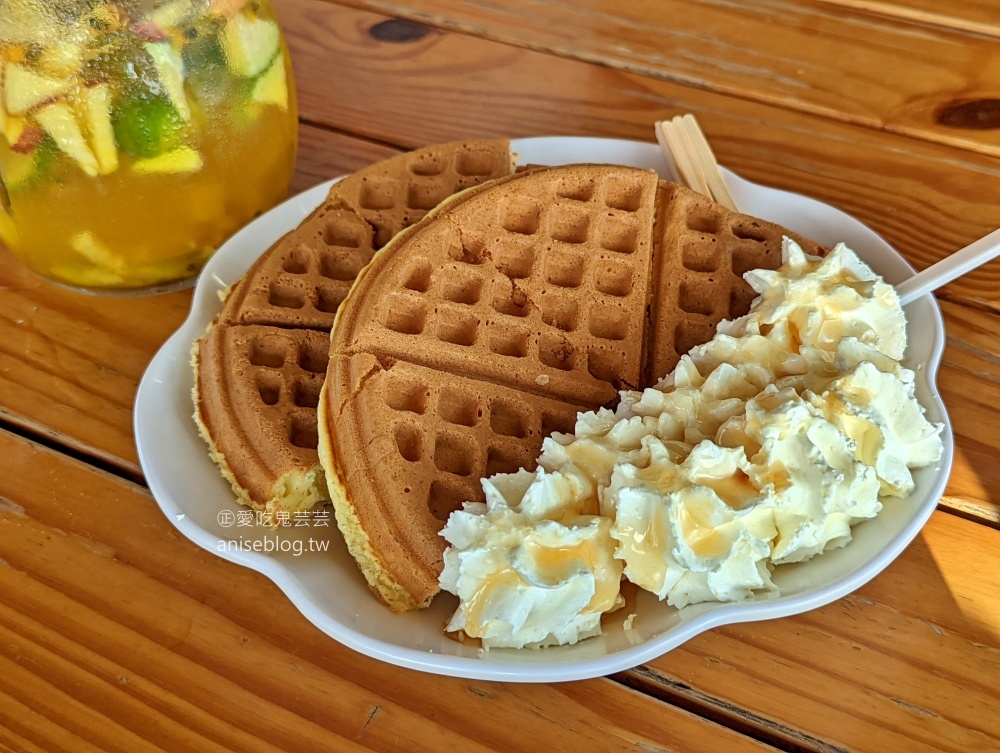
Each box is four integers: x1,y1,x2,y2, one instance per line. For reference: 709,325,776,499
150,0,195,30
210,0,251,19
70,231,128,275
131,146,203,174
35,101,100,177
251,52,288,110
132,20,169,42
3,114,26,147
82,84,118,175
36,43,85,78
222,15,280,78
10,124,44,154
0,148,37,189
144,42,191,121
4,62,74,116
50,263,126,288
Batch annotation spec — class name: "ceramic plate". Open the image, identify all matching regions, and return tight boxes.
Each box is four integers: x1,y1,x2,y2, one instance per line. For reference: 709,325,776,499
135,137,954,682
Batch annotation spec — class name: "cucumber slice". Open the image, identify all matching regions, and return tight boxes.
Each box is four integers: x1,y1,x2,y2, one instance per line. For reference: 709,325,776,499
112,94,185,158
221,15,280,78
251,52,287,110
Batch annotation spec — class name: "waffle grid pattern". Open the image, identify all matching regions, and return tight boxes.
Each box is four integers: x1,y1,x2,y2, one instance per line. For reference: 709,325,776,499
230,143,511,331
347,358,580,523
197,140,514,513
234,327,330,453
647,185,824,381
346,167,660,405
231,208,375,330
341,146,513,250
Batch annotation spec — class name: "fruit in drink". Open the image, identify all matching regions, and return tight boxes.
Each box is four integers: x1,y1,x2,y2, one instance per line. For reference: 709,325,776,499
0,0,297,291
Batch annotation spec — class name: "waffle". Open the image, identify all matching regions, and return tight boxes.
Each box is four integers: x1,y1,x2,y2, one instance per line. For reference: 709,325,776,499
193,140,515,514
319,165,825,611
337,165,661,407
646,182,823,383
320,354,581,609
194,325,329,511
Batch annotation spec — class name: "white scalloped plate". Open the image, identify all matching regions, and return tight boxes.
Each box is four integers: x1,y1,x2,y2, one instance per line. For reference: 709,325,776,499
135,137,953,682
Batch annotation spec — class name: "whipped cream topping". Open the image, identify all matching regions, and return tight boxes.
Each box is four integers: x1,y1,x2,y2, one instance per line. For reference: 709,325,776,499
439,469,623,648
439,239,944,648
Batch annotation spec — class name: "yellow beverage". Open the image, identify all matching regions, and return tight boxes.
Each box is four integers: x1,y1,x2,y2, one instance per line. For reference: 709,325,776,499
0,0,298,292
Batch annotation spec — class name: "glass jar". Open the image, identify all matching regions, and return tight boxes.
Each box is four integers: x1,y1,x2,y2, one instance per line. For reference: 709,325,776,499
0,0,297,293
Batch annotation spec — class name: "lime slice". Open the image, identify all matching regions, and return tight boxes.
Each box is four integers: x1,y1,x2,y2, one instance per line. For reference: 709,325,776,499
112,94,185,159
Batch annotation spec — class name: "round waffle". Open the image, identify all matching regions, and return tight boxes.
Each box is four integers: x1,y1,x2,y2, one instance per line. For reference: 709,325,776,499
318,164,824,611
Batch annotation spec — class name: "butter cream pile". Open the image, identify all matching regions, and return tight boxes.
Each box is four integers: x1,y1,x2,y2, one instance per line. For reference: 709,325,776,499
439,239,944,649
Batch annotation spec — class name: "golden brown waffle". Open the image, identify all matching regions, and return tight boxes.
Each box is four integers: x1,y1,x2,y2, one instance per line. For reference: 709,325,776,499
319,165,825,612
221,139,516,330
193,140,514,514
194,325,329,511
336,165,661,407
645,183,825,383
321,353,581,610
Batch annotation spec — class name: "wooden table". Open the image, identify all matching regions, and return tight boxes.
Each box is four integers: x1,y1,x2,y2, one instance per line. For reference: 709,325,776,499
2,1,1000,751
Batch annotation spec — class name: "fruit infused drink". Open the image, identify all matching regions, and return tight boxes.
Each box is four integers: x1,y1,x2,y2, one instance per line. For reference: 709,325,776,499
0,0,297,292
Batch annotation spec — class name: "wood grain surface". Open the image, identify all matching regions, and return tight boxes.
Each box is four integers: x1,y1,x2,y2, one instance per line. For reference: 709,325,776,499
2,426,997,752
2,0,1000,749
330,0,1000,155
0,430,776,753
0,19,1000,525
279,2,1000,311
633,509,1000,752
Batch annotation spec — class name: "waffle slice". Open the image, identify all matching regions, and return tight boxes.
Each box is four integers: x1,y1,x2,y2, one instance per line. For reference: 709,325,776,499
194,325,330,512
319,164,826,611
336,164,661,407
221,139,516,330
193,140,515,515
645,183,825,383
320,353,582,610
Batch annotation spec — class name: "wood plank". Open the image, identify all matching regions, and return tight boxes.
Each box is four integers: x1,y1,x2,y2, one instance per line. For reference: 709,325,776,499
325,0,1000,157
935,301,1000,527
292,125,401,195
280,1,1000,311
0,124,399,478
632,510,1000,752
813,0,1000,37
0,430,775,753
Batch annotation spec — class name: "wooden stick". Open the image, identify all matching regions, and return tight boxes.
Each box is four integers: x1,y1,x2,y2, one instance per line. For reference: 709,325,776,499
655,115,738,211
